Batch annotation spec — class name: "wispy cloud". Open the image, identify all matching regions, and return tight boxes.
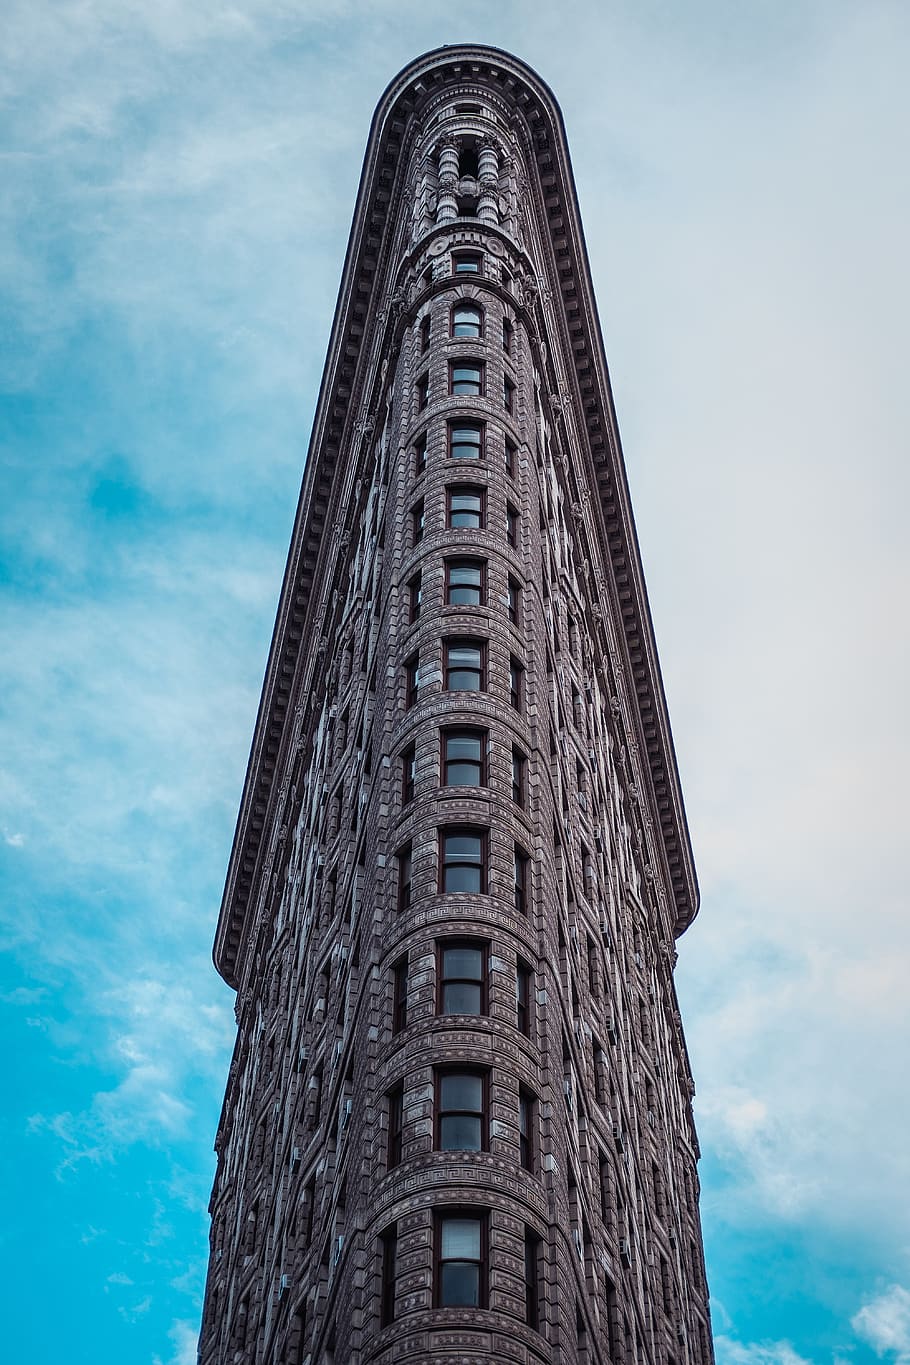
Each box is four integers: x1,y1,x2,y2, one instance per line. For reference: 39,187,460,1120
853,1287,910,1364
715,1339,815,1365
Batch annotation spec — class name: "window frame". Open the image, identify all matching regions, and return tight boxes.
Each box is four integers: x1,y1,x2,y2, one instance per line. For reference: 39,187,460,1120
416,371,430,411
446,484,486,530
524,1228,541,1330
439,826,488,895
411,498,425,546
437,938,488,1016
509,656,524,712
506,501,519,548
435,1066,488,1152
451,301,483,339
449,359,485,398
380,1223,398,1327
419,314,431,355
505,436,517,479
517,960,532,1036
392,956,408,1035
387,1083,404,1169
407,571,422,624
447,419,485,461
400,743,416,805
511,747,527,807
519,1088,536,1172
451,252,483,276
404,654,419,710
507,575,521,626
441,727,487,788
445,557,486,607
413,431,428,477
503,374,516,414
502,317,514,355
434,1210,487,1309
444,637,486,692
514,844,530,916
396,843,412,912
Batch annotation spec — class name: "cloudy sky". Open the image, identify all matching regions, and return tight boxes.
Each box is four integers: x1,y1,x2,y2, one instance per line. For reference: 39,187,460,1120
1,2,908,1363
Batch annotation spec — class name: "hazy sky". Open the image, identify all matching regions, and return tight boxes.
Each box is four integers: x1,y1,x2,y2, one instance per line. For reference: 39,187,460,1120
2,3,908,1363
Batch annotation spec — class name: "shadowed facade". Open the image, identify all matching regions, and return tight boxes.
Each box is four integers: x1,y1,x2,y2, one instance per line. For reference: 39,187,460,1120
200,45,714,1365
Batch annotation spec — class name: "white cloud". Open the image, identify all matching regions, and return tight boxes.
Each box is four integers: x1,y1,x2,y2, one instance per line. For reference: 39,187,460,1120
153,1318,198,1365
853,1286,910,1363
714,1339,815,1365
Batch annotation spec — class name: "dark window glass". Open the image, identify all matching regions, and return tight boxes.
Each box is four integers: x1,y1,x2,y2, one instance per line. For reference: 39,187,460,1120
519,1089,535,1170
512,749,526,806
446,558,485,606
503,318,514,354
380,1225,397,1326
445,639,485,691
452,303,483,338
436,1214,485,1307
437,1070,486,1150
447,485,485,529
441,828,486,893
401,744,416,804
506,502,519,547
443,729,485,786
408,572,421,623
420,315,431,354
439,941,486,1015
416,372,429,410
448,420,484,460
514,845,530,915
412,499,425,545
503,375,515,413
507,576,520,625
450,361,484,397
397,844,412,911
524,1230,540,1329
510,657,524,711
505,437,517,478
387,1084,403,1168
414,432,428,476
404,655,419,709
517,961,532,1036
392,957,408,1034
453,253,482,275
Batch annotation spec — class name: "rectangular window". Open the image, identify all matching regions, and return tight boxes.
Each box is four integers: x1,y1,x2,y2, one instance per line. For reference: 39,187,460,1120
440,828,487,894
446,557,485,606
505,436,517,479
517,960,532,1036
452,252,482,275
380,1224,397,1327
435,1212,486,1307
524,1229,540,1329
416,371,429,410
438,940,486,1015
514,845,530,915
507,576,521,625
448,420,484,461
449,360,485,397
387,1084,403,1169
419,315,431,354
404,654,419,709
447,484,485,529
436,1069,487,1150
509,657,524,711
503,317,514,354
443,728,486,786
519,1088,536,1170
401,744,416,804
512,748,526,806
392,956,408,1034
414,432,428,476
506,502,519,548
445,638,486,691
452,302,483,337
503,375,515,414
397,843,412,912
411,499,425,545
408,572,421,623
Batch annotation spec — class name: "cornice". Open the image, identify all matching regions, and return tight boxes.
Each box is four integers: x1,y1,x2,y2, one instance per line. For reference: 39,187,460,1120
214,45,699,988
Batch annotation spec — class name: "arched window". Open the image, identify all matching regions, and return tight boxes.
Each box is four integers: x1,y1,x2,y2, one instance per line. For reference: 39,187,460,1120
452,302,483,338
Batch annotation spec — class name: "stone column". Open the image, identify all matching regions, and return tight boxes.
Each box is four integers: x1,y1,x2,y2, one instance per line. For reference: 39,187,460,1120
436,139,459,223
477,136,500,225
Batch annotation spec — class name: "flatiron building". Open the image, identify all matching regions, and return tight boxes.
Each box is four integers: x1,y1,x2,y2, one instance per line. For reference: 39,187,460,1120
200,44,714,1365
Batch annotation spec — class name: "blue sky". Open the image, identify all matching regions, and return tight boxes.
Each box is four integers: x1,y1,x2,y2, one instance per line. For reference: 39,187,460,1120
2,3,908,1363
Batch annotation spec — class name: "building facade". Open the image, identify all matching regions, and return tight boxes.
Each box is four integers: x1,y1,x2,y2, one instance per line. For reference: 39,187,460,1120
200,46,713,1365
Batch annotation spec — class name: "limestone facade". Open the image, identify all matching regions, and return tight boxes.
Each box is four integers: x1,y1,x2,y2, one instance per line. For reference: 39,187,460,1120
200,45,713,1365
